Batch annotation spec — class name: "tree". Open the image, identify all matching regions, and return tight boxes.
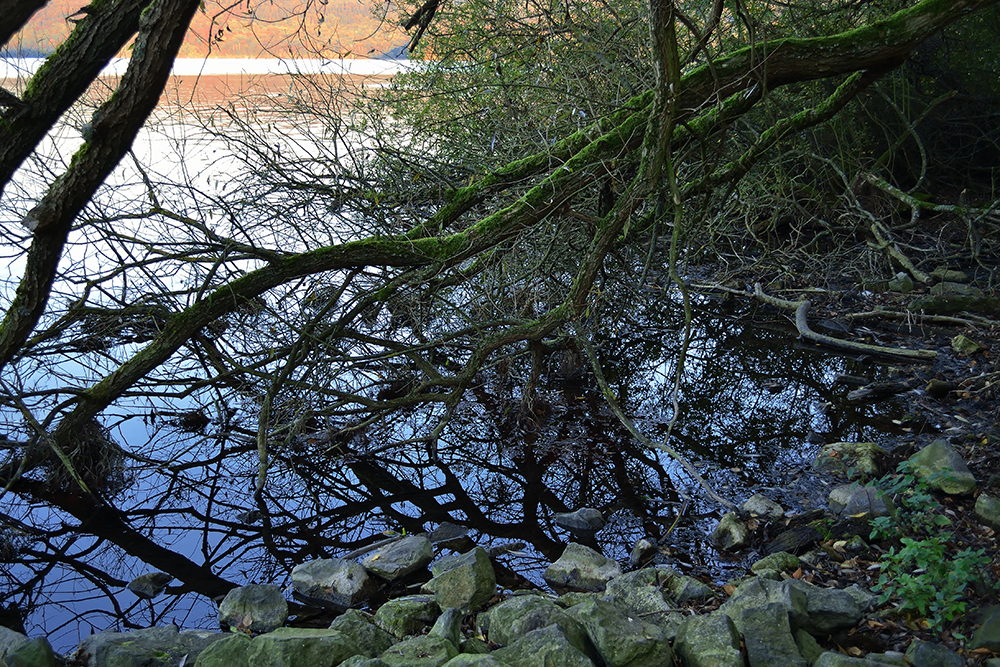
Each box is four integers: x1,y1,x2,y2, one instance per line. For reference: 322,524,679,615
0,0,998,640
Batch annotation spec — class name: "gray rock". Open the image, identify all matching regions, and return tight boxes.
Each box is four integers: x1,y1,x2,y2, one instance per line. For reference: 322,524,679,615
828,484,859,515
373,595,441,639
362,535,434,581
429,607,464,649
478,594,592,659
786,579,864,636
126,572,173,599
908,439,976,495
329,609,396,657
379,635,458,667
292,558,376,608
78,626,224,667
711,512,750,552
564,597,672,667
865,651,908,666
932,281,982,296
814,442,887,480
673,613,742,667
553,508,606,537
812,653,875,666
793,629,824,664
441,656,506,667
952,334,982,354
741,602,807,667
657,567,713,603
249,628,357,667
0,626,29,660
543,543,621,592
340,658,388,667
841,485,895,520
193,633,252,667
629,539,658,567
218,584,288,633
751,551,800,574
429,547,496,611
1,637,56,667
491,625,595,667
742,493,785,519
720,577,806,635
904,640,963,667
976,493,1000,529
604,569,685,636
930,268,969,283
970,606,1000,651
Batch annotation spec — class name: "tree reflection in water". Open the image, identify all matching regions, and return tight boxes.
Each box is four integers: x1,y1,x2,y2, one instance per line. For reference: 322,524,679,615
0,289,912,650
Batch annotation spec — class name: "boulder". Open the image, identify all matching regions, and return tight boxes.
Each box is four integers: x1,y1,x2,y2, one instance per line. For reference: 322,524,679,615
904,640,964,667
0,637,57,667
478,594,592,659
832,485,894,520
292,558,376,608
673,613,742,667
379,635,458,667
604,569,686,637
126,572,173,599
812,653,877,666
908,439,976,495
720,577,805,635
428,608,464,650
970,606,1000,652
814,442,887,480
339,658,388,667
373,595,441,639
952,334,982,355
329,609,396,657
751,551,800,575
629,539,657,567
491,625,595,667
742,493,785,519
543,543,621,592
248,628,357,667
193,633,252,667
785,579,865,636
218,584,288,633
441,656,506,667
361,535,434,581
564,597,673,667
553,508,606,537
975,493,1000,530
77,625,224,667
427,547,496,611
0,627,29,661
741,602,807,667
710,513,750,552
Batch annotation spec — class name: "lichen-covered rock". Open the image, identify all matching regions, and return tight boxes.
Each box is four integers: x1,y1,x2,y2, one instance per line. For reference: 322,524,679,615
908,439,976,495
814,442,887,480
604,569,685,637
975,493,1000,529
835,485,895,520
742,493,785,519
1,636,57,667
248,628,357,667
812,653,876,666
543,543,621,592
553,508,606,537
904,640,964,667
741,602,807,667
720,577,805,635
0,626,29,661
564,597,672,667
629,539,657,567
673,613,742,667
379,635,458,667
78,625,224,667
491,625,595,667
710,513,750,552
126,572,173,600
194,633,252,667
373,595,441,639
951,334,982,355
339,657,388,667
218,584,288,633
361,535,434,581
785,579,864,636
441,655,506,667
970,606,1000,652
329,609,396,658
428,547,496,611
751,551,800,574
292,558,376,608
478,594,592,659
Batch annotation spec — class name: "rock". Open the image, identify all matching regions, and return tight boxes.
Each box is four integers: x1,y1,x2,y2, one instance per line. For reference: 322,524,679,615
478,594,593,659
976,493,1000,529
742,493,784,519
888,273,914,293
428,608,463,649
362,535,434,581
673,612,742,667
292,558,376,608
629,538,658,567
658,568,713,603
249,628,357,667
441,656,506,667
970,606,1000,651
491,625,595,667
428,546,496,611
710,513,750,552
908,439,976,495
720,577,804,635
904,640,964,667
793,628,824,664
864,651,908,666
786,579,864,636
907,294,1000,316
193,633,252,667
751,551,800,574
741,602,807,667
839,485,895,520
329,609,396,657
761,524,822,556
931,281,982,296
553,508,606,537
218,584,288,633
812,653,876,666
604,570,686,636
0,626,29,660
814,442,887,480
564,597,673,667
379,635,458,667
340,658,388,667
78,625,224,667
925,379,957,398
543,543,621,592
930,267,969,283
126,572,173,599
952,334,982,355
373,595,441,639
1,637,56,667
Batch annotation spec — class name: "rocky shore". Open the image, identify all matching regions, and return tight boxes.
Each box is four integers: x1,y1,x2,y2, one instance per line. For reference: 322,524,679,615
2,438,999,667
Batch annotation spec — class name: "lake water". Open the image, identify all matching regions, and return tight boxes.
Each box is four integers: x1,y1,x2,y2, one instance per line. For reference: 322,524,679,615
0,58,920,652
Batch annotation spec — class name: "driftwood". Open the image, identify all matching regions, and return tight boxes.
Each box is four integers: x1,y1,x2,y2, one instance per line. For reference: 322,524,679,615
753,284,937,362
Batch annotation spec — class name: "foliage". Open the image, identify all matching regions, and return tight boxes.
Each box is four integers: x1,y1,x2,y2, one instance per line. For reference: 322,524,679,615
870,462,995,631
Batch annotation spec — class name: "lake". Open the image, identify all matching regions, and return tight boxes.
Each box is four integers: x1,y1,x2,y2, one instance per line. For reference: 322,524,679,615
0,57,916,652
